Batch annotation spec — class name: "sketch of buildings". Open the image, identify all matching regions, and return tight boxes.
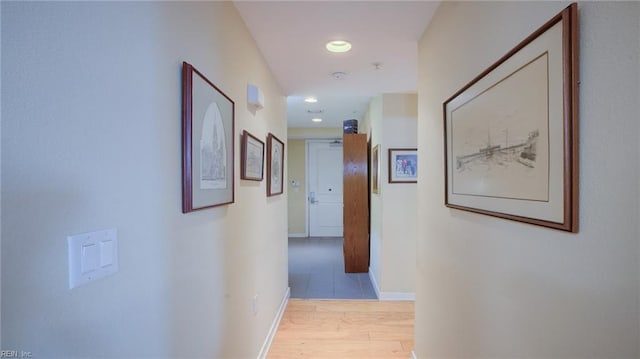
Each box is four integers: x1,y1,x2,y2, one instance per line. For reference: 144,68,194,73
200,102,227,189
271,145,281,188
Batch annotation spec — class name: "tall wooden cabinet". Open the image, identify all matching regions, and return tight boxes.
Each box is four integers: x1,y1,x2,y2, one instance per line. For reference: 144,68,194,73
342,134,369,273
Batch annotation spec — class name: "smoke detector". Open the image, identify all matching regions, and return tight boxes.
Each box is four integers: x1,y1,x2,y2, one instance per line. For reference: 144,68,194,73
331,71,347,80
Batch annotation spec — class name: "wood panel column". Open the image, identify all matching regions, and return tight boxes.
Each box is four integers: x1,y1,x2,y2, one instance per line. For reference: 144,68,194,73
342,134,369,273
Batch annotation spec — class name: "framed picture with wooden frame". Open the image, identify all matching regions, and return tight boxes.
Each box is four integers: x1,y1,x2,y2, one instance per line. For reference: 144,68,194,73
372,144,380,194
182,61,235,213
241,130,264,181
388,148,417,183
266,133,285,196
443,3,578,232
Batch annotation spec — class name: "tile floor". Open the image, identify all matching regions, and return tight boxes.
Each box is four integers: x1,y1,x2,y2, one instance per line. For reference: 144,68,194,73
288,237,377,299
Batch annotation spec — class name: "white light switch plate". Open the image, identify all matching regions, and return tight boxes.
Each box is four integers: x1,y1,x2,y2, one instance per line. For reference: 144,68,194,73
68,228,118,289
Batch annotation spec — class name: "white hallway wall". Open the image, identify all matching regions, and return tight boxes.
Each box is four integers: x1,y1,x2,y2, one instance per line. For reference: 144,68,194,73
2,2,287,358
416,1,639,358
366,94,417,297
380,94,417,296
367,96,384,291
0,2,3,350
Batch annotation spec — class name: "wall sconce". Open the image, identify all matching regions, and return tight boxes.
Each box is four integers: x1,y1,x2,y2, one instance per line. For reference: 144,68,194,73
247,83,264,110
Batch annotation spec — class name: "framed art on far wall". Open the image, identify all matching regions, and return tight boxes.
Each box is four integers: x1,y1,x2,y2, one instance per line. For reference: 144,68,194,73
372,144,380,194
267,133,285,196
241,130,264,181
389,148,417,183
443,4,578,232
182,61,235,213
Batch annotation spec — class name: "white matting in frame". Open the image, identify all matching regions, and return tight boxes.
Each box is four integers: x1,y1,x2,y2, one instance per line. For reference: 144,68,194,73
182,61,235,212
267,133,284,197
443,4,578,232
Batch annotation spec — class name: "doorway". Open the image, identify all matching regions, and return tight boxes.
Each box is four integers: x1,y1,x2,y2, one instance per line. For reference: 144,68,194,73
307,140,343,237
288,139,376,299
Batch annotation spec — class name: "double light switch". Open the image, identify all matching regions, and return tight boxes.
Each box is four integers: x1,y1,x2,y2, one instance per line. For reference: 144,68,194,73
67,228,118,289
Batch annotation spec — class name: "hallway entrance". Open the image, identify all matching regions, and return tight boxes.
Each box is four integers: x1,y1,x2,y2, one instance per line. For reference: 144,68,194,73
288,237,376,299
307,140,344,237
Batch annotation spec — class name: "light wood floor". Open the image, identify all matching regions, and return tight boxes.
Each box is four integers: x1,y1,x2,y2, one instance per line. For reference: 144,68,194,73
267,299,415,359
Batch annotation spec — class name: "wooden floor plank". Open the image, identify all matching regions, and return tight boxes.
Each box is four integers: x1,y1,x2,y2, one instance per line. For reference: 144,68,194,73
268,299,414,359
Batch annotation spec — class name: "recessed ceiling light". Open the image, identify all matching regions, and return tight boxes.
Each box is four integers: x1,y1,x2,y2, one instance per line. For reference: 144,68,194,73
326,40,352,53
304,97,318,103
311,118,323,123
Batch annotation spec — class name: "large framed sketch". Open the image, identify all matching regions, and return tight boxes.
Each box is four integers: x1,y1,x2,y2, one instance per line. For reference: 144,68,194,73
266,133,284,197
241,130,264,181
182,62,235,212
443,3,578,232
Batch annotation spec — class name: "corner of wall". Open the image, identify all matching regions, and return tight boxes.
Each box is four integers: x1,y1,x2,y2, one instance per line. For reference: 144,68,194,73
367,95,384,289
368,268,381,298
1,1,4,349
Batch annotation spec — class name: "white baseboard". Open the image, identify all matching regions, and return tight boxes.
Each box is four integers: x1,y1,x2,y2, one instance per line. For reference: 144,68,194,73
287,233,307,238
411,350,418,359
257,287,290,359
368,268,415,301
378,291,415,301
368,268,382,299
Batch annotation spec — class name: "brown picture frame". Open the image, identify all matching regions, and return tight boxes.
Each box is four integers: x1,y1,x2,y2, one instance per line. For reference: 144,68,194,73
241,130,264,181
182,62,235,213
372,144,380,194
443,4,578,232
388,148,418,183
266,133,285,197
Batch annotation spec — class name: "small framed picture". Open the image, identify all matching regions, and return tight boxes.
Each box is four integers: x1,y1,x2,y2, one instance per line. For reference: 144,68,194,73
266,133,285,196
388,148,418,183
241,130,264,181
372,144,380,194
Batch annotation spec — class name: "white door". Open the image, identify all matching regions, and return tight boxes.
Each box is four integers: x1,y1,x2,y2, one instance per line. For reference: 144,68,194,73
308,141,344,237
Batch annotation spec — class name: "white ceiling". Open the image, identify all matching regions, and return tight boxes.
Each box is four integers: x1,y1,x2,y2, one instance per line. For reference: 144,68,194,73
234,1,440,129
